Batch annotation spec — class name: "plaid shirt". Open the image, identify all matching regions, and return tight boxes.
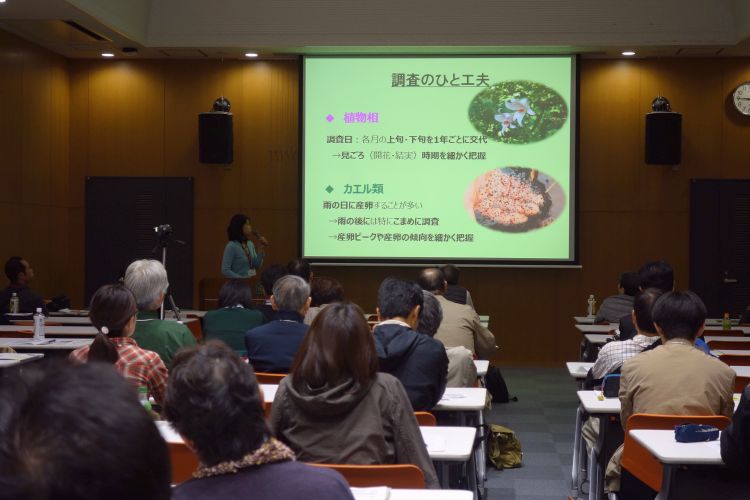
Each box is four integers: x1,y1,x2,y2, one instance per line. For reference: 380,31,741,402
591,334,660,379
70,336,168,404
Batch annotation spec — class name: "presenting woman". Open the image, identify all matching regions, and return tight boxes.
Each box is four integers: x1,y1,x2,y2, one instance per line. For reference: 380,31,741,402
221,214,267,278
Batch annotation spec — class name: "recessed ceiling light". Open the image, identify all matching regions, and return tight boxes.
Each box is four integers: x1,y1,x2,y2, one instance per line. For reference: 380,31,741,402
101,52,115,58
622,51,636,56
245,52,258,58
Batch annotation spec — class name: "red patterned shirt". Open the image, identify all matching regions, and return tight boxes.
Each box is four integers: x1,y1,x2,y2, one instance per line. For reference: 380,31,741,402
70,336,168,404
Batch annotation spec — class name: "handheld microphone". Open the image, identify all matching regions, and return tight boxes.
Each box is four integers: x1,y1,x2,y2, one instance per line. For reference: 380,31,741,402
252,230,270,246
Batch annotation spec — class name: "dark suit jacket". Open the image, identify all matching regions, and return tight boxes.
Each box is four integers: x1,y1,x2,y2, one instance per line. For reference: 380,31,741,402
618,313,636,341
245,311,308,373
721,386,750,473
0,284,46,315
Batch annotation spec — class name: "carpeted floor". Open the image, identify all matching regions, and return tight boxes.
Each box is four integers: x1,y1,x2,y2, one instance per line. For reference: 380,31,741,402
483,367,580,500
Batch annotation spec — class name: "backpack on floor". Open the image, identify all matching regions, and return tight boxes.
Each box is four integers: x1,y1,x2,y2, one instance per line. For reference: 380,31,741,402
487,424,523,469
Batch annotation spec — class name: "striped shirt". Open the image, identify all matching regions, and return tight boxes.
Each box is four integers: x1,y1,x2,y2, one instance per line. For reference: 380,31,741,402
69,336,168,404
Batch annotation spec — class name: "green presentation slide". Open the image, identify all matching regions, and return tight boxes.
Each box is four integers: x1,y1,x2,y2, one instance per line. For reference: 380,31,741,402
303,56,575,263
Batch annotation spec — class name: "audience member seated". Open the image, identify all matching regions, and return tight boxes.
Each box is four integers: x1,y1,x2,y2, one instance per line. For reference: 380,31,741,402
595,271,639,323
257,264,288,323
590,288,662,381
287,258,313,282
304,276,345,325
373,277,448,411
0,256,46,315
419,290,477,387
124,259,196,368
0,362,171,500
270,302,439,488
245,275,310,373
164,342,354,500
722,384,750,473
418,267,496,359
605,290,736,494
203,279,263,355
441,264,474,307
69,284,168,405
618,261,674,341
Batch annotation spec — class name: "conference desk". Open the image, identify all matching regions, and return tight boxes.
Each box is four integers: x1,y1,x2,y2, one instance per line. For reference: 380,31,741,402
731,365,750,378
712,349,750,356
0,325,98,337
705,335,750,343
583,334,612,346
473,360,488,378
574,316,596,324
156,420,478,493
567,362,594,379
0,352,44,368
352,488,472,500
0,337,92,351
575,324,618,334
629,429,723,500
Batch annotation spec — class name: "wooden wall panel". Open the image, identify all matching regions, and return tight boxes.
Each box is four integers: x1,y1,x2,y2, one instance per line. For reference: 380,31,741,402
0,30,69,301
8,32,750,366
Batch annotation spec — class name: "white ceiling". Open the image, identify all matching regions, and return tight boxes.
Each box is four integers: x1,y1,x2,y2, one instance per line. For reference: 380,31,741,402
1,0,749,59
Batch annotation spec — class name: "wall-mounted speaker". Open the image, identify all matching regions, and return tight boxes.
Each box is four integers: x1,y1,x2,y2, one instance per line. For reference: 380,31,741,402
199,112,233,164
645,112,682,165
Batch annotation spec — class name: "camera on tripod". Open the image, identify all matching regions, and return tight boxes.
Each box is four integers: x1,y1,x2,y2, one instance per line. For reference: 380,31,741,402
154,224,174,242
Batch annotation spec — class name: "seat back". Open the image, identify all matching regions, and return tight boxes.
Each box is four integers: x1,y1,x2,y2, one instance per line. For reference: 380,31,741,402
707,340,750,351
203,328,246,354
621,413,731,492
719,354,750,366
414,411,436,426
735,376,750,393
167,441,200,485
707,330,746,337
255,372,287,384
308,463,425,488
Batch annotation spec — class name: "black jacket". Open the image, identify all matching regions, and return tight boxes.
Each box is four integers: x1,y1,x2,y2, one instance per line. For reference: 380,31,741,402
372,322,448,411
721,386,750,473
0,284,46,316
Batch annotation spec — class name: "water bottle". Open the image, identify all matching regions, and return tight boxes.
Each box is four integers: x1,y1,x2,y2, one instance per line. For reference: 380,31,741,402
138,386,152,412
33,307,45,341
722,312,732,331
9,293,19,314
587,294,596,317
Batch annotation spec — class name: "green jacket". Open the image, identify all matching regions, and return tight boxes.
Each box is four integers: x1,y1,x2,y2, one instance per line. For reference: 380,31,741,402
132,311,197,368
203,306,263,355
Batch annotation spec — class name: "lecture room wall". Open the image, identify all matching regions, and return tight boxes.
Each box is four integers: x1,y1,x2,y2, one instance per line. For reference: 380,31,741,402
4,28,750,365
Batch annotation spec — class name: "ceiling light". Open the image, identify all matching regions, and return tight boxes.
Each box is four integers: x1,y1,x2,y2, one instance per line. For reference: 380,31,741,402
245,52,258,58
101,52,115,58
622,51,636,56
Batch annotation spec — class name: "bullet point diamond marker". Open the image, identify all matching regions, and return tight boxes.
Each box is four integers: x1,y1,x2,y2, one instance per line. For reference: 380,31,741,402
326,114,334,122
325,185,334,193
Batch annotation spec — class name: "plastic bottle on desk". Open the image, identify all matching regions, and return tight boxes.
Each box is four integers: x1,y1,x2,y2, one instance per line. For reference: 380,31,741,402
138,386,152,412
722,312,732,331
33,308,45,341
587,294,597,317
9,293,19,314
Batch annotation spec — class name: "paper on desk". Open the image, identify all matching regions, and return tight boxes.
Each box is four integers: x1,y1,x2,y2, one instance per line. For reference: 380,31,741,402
440,393,467,400
423,435,446,452
350,487,391,500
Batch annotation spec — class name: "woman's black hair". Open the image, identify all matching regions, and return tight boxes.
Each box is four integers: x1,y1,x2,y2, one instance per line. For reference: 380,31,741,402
88,284,138,364
218,279,253,308
227,213,250,242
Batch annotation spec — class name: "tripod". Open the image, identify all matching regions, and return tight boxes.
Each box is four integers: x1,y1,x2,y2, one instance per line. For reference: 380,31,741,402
152,224,185,321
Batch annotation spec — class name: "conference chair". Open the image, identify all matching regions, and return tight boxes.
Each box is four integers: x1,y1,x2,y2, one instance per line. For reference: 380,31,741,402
255,372,287,384
707,340,750,351
707,330,746,338
610,413,731,499
718,354,750,366
414,411,437,426
167,441,200,485
308,463,425,488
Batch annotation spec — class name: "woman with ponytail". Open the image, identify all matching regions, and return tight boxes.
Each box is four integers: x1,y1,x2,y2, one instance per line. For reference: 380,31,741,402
69,284,168,404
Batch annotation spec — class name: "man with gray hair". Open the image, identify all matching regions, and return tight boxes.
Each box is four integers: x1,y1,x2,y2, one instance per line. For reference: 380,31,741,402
418,291,477,388
244,275,311,373
125,259,196,368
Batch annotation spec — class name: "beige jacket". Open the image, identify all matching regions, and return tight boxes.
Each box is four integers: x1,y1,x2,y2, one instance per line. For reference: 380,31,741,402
434,295,496,359
445,346,478,387
619,338,735,425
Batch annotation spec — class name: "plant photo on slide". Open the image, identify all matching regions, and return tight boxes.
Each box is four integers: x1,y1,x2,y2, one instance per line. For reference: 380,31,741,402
468,80,568,144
